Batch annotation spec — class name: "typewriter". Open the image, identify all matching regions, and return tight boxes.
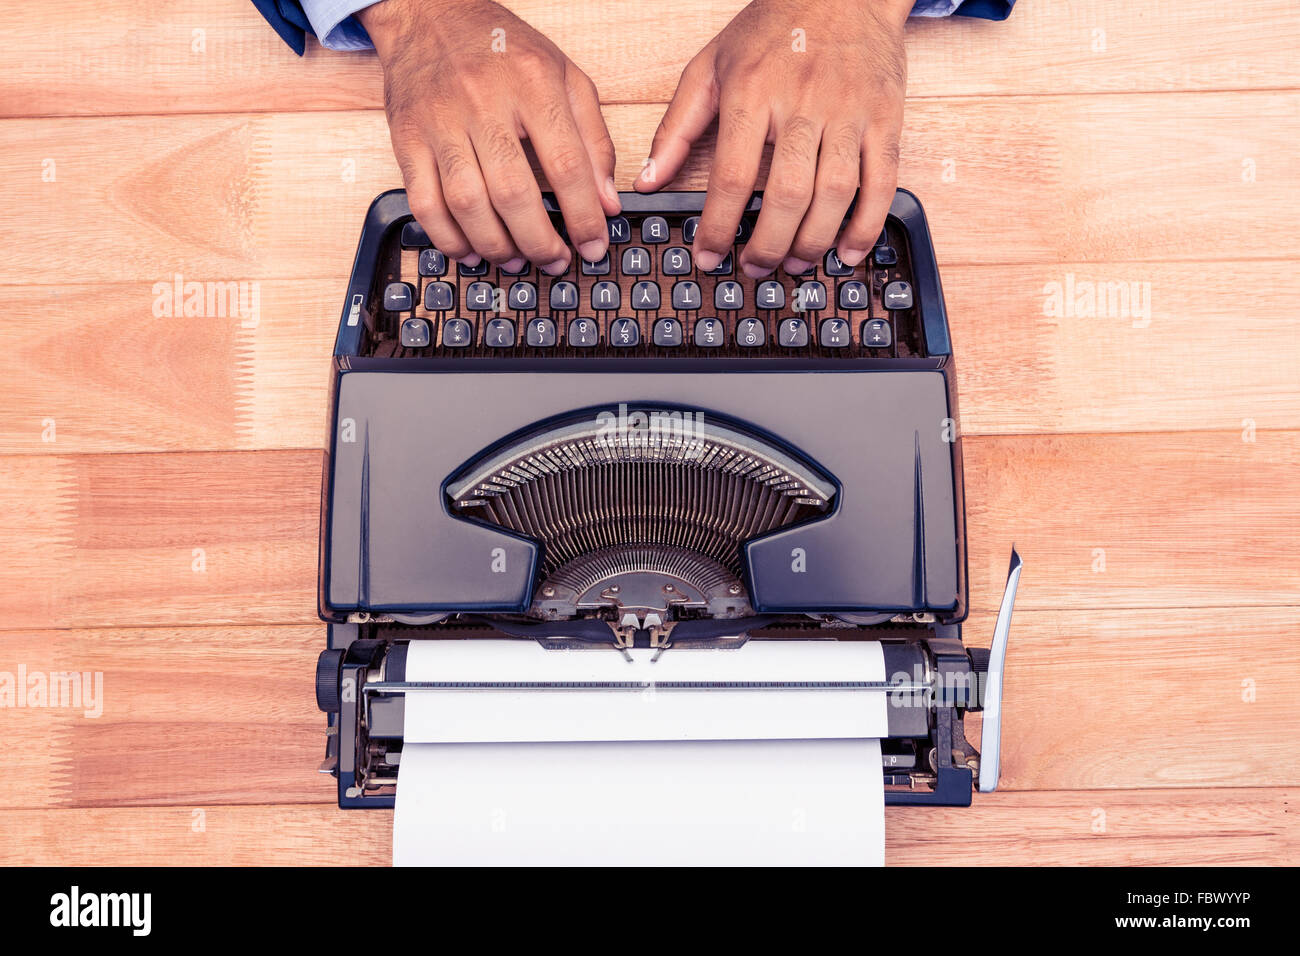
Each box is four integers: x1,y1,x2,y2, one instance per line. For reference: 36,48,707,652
315,188,1022,808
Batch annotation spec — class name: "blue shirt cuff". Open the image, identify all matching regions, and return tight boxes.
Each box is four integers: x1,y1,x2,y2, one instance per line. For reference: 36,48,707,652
300,0,376,50
911,0,963,14
913,0,1016,17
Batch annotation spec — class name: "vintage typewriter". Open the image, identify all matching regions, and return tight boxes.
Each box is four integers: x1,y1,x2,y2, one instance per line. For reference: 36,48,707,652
315,189,1022,808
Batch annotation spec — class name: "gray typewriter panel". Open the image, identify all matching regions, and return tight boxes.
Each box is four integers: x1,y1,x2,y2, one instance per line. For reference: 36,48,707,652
325,369,958,615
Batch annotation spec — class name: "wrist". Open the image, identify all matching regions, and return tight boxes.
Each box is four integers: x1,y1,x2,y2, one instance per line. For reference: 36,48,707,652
357,0,405,50
360,0,471,56
871,0,915,29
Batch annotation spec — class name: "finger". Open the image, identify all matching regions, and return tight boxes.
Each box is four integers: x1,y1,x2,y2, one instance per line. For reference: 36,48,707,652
431,126,521,266
390,127,478,265
636,52,718,193
565,63,621,216
694,90,767,271
522,89,607,265
786,121,862,271
837,123,901,267
739,114,820,278
469,118,567,269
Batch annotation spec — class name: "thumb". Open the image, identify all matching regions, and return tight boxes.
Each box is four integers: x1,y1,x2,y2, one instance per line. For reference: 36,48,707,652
636,52,718,193
565,63,621,215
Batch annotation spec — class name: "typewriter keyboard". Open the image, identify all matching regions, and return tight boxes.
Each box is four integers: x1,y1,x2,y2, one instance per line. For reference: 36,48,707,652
362,202,926,359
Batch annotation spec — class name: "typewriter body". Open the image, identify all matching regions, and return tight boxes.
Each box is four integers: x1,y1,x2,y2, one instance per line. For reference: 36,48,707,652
315,189,1021,808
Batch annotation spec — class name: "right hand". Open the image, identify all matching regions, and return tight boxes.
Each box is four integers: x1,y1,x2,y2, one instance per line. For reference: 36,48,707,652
358,0,621,273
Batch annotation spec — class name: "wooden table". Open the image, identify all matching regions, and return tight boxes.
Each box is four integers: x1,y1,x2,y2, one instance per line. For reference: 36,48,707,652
1,0,1296,865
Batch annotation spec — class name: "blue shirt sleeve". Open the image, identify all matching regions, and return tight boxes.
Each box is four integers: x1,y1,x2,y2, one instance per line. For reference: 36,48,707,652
294,0,1014,53
299,0,376,50
918,0,1017,18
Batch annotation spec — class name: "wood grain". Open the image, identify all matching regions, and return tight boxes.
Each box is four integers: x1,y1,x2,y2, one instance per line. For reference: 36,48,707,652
0,788,1291,865
3,261,1297,456
2,94,1297,290
1,608,1294,809
1,1,1296,119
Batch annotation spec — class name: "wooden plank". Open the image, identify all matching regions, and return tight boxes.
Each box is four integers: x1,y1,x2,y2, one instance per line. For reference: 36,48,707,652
0,625,324,809
1,1,1297,119
973,607,1298,792
3,261,1297,456
1,607,1294,808
962,431,1300,613
887,787,1296,866
0,452,321,630
1,432,1294,630
0,788,1291,865
3,93,1297,287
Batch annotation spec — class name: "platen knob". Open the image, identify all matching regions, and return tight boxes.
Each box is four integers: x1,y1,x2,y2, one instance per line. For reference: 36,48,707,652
315,649,345,713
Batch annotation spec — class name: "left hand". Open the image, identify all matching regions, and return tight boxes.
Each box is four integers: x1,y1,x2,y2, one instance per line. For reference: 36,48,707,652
635,0,911,276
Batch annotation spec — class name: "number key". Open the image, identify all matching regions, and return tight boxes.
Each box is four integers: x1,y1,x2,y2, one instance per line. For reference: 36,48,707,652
736,317,766,348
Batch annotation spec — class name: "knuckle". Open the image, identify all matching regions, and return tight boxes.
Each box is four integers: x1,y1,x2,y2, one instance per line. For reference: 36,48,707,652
711,161,753,197
818,174,859,205
745,238,788,266
566,211,606,243
396,154,425,191
697,223,736,252
779,116,819,160
590,130,616,164
725,69,764,102
766,170,814,210
791,231,834,260
477,236,516,263
389,114,424,150
491,173,536,208
441,177,484,217
828,123,863,164
520,233,565,262
482,123,523,167
876,135,902,170
534,94,570,131
437,235,473,260
435,143,472,183
547,145,588,183
570,65,599,98
840,223,872,248
406,192,440,225
721,103,755,137
512,48,559,80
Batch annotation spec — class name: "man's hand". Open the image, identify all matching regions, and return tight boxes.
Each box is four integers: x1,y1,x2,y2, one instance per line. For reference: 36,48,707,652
636,0,910,276
360,0,620,273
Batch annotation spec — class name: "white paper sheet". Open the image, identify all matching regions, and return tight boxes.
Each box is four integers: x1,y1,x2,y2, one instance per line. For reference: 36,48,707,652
393,639,888,866
401,638,889,743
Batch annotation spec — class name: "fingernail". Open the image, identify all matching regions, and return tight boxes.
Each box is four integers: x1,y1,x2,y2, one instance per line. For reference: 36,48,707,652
542,256,570,276
459,252,482,267
838,247,867,267
502,256,526,273
578,240,606,262
604,177,620,205
637,160,654,182
695,250,721,272
742,261,773,279
782,257,812,275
